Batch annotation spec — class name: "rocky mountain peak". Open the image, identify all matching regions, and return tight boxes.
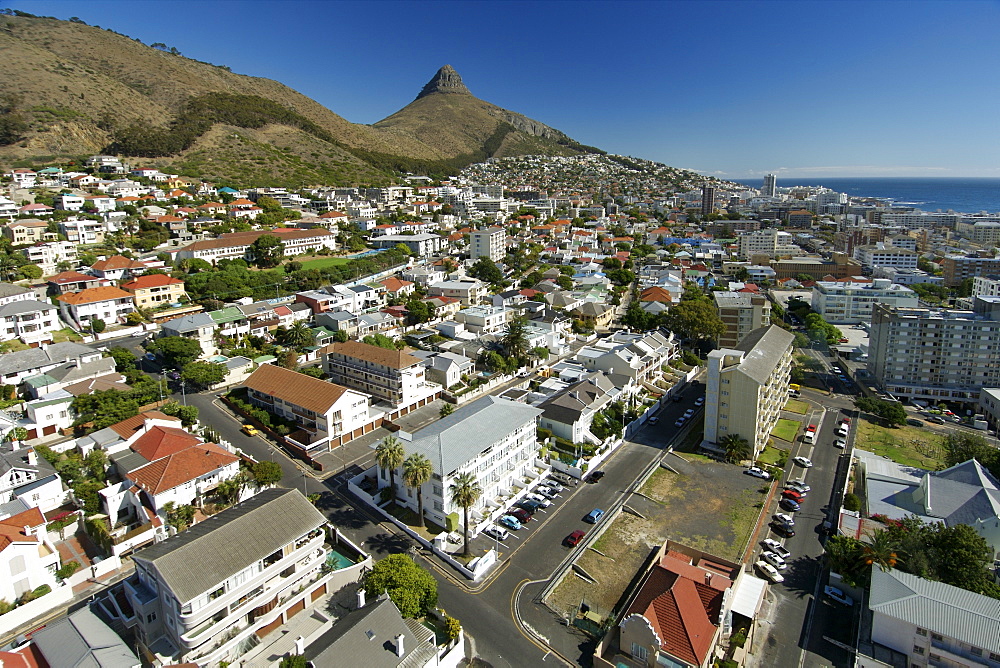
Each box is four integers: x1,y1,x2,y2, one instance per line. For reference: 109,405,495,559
416,65,471,100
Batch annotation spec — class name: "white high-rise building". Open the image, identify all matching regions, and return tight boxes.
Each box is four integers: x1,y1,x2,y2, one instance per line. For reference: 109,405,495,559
470,226,506,262
761,174,777,198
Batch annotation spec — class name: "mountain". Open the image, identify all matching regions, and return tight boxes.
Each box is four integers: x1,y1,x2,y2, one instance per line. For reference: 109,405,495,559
0,13,601,186
374,65,602,163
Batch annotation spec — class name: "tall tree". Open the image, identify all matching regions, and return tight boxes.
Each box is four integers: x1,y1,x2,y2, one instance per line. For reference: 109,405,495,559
469,257,503,284
861,529,903,572
403,453,433,528
249,234,285,268
282,320,315,350
362,554,438,619
375,436,405,505
449,472,483,557
502,316,530,363
663,299,725,343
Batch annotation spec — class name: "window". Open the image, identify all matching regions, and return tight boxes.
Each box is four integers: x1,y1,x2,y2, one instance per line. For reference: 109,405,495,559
146,612,157,623
912,646,924,655
915,628,926,636
631,643,648,661
971,647,983,657
931,633,943,641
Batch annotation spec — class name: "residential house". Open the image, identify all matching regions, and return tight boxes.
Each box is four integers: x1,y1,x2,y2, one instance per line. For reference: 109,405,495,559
380,276,415,300
0,445,65,511
572,301,615,330
90,255,150,281
704,325,794,458
46,270,111,294
0,342,103,386
869,568,1000,668
121,274,186,309
125,489,363,666
0,299,59,345
57,286,136,331
454,305,512,335
60,218,105,244
6,168,36,187
0,506,60,608
0,283,35,305
159,313,218,358
411,350,475,389
402,266,447,286
244,363,372,453
538,372,619,444
427,278,485,306
54,194,86,211
175,228,337,263
372,233,444,257
3,219,51,245
322,340,441,419
575,331,678,391
315,311,360,338
25,240,78,275
16,203,54,217
593,541,759,668
23,354,119,398
0,196,16,220
381,395,543,530
26,608,140,667
125,442,241,519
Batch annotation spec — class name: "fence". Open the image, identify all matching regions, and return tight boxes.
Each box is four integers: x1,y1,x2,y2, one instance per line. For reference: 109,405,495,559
0,582,73,637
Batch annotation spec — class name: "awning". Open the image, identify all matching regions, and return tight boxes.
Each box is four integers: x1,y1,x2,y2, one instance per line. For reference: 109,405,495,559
730,573,768,619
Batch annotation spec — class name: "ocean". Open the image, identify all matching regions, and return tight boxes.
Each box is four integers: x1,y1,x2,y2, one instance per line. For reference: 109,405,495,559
734,177,1000,215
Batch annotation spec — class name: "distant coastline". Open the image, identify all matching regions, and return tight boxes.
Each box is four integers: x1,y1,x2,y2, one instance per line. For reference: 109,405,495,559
733,177,1000,214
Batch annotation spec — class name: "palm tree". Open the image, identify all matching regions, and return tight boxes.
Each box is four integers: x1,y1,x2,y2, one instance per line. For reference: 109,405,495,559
375,436,405,505
502,317,530,364
402,453,433,528
283,320,315,350
861,529,903,572
449,472,482,557
719,433,752,464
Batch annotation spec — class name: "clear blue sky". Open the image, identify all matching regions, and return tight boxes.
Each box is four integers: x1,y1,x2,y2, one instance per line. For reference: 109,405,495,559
10,0,1000,178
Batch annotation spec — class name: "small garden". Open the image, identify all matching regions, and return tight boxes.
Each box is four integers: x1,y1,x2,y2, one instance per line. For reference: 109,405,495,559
783,398,809,414
770,418,800,442
226,386,298,436
855,416,944,469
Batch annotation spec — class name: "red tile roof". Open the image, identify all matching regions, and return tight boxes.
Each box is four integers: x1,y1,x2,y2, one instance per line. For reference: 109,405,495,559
91,255,146,271
130,426,203,462
108,411,180,439
0,507,45,553
57,286,133,305
121,274,184,291
243,363,350,414
380,277,414,293
131,443,239,495
47,271,100,285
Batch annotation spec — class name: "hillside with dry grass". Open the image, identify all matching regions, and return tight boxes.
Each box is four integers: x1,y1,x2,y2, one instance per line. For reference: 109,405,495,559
0,14,601,185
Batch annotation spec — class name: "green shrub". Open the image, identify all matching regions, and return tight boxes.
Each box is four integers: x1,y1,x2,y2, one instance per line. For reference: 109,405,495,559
56,561,81,580
843,493,862,512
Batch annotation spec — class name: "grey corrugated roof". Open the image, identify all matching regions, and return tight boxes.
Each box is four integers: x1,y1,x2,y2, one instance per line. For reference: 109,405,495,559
133,488,325,603
870,568,1000,654
160,312,214,334
403,396,542,476
539,373,615,425
0,283,32,298
731,325,794,385
306,596,436,668
32,606,139,667
0,342,95,377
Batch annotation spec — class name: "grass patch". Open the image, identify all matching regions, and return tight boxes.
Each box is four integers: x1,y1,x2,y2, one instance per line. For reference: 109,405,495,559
855,415,944,469
784,398,809,414
51,328,83,343
757,445,785,466
673,425,705,453
771,418,800,442
384,503,447,539
0,339,31,353
298,256,352,271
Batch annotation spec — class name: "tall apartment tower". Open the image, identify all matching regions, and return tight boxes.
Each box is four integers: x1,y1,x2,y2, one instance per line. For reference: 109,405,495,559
762,174,777,197
701,185,716,216
470,226,506,262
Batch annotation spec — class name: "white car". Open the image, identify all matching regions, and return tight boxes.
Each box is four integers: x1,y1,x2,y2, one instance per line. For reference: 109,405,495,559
793,456,814,468
745,467,771,480
535,485,559,499
484,526,509,541
755,560,785,583
674,418,686,428
786,480,811,493
525,493,552,508
694,396,705,407
824,585,855,606
835,426,849,437
684,409,694,417
834,438,847,449
762,539,791,560
761,550,787,570
773,513,795,526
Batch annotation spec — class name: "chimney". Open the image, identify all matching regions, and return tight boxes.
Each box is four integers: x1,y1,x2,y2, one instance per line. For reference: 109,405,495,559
26,449,36,466
394,634,405,657
357,588,366,609
705,572,712,585
294,636,304,655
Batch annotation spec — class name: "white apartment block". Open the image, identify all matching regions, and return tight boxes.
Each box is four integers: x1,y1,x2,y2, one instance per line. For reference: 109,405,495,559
704,325,794,458
811,278,918,324
175,228,337,263
957,220,1000,246
60,218,106,244
454,305,512,335
470,227,506,262
0,300,60,344
371,233,445,257
244,364,371,453
24,241,78,275
870,568,1000,668
54,194,85,211
321,340,441,418
868,298,1000,404
872,267,942,286
738,228,799,259
973,275,1000,299
427,277,486,305
381,395,543,531
126,489,369,666
877,211,961,229
855,244,919,270
57,286,136,331
0,197,17,220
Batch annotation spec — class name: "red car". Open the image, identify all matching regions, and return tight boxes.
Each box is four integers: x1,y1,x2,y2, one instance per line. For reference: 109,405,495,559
806,424,817,432
564,530,586,547
782,490,805,503
510,508,532,524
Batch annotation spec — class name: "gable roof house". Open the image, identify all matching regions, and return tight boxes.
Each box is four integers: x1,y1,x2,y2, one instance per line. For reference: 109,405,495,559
0,506,61,608
538,372,619,444
0,342,103,386
57,286,136,331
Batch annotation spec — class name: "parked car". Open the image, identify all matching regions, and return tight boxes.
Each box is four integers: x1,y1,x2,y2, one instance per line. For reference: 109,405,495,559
648,416,659,425
773,513,795,526
834,438,847,449
806,424,817,432
770,522,795,538
793,456,814,468
684,409,694,417
517,499,542,513
535,486,558,499
824,585,855,606
761,550,787,570
785,480,811,493
762,539,791,560
755,560,785,583
584,508,605,524
835,426,849,437
694,396,705,407
745,467,771,480
927,416,946,424
781,489,805,502
484,525,509,541
545,479,566,492
780,498,801,512
524,493,552,508
674,418,686,428
241,424,259,437
587,470,605,483
672,393,684,402
498,515,522,531
510,508,533,524
564,530,586,547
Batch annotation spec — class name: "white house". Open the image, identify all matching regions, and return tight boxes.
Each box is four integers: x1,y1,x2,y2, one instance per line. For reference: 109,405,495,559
24,240,78,275
0,506,60,604
57,286,136,331
0,299,60,345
